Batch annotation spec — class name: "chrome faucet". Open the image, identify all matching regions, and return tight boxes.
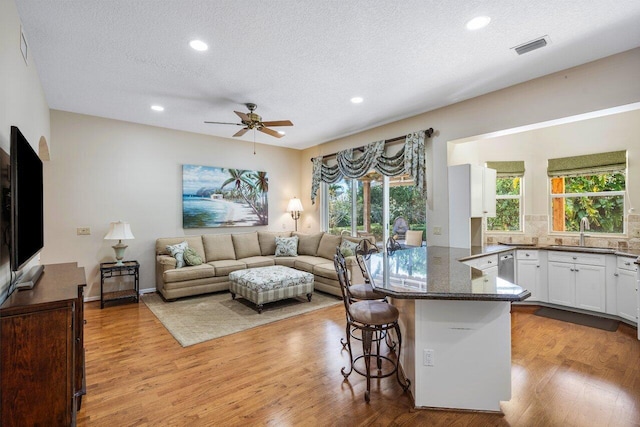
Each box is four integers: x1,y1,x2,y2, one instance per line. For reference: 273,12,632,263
579,217,590,246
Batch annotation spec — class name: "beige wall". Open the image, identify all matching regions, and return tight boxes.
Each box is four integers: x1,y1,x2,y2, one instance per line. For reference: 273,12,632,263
44,111,303,298
0,0,50,300
301,48,640,246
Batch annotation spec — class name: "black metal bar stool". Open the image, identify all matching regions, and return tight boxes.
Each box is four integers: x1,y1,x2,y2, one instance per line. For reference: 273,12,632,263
334,253,410,402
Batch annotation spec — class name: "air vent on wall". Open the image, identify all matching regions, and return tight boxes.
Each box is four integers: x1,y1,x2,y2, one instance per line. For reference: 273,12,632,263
512,36,550,55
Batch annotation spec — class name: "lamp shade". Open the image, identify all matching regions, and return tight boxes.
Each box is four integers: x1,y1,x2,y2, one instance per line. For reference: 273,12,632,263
286,197,304,213
104,221,135,240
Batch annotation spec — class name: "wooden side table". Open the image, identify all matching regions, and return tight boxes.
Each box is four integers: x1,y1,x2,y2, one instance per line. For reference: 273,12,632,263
100,261,139,309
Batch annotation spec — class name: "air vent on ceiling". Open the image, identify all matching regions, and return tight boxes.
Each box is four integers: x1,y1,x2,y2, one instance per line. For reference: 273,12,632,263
512,36,550,55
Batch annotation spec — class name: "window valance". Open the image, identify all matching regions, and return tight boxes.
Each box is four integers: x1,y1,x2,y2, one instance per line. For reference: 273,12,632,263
486,161,525,176
547,150,626,176
311,130,428,204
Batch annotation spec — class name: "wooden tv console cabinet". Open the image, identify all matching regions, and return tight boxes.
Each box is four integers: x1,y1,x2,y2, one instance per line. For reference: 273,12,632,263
1,263,87,426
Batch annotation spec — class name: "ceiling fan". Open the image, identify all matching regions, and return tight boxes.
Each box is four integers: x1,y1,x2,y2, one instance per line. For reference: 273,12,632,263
204,103,293,138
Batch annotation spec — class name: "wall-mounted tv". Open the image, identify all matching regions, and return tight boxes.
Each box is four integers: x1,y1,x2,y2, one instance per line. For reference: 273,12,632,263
10,126,44,272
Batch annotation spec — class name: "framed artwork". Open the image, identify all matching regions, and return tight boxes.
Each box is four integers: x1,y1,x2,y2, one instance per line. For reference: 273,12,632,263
182,165,268,228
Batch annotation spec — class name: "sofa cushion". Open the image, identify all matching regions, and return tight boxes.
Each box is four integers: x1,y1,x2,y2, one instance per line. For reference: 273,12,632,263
239,256,275,269
339,239,359,257
313,262,339,281
156,236,206,260
203,234,236,261
258,231,292,256
293,232,324,256
294,255,329,273
166,241,189,268
163,264,216,283
232,232,261,259
275,236,298,257
183,247,203,266
316,233,342,260
208,260,246,276
270,255,296,268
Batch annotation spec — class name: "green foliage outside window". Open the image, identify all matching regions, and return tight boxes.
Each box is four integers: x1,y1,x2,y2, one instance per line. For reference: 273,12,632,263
553,172,625,233
487,177,521,232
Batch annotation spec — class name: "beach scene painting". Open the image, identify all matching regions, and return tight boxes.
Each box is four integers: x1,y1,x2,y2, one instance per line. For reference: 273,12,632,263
182,164,268,228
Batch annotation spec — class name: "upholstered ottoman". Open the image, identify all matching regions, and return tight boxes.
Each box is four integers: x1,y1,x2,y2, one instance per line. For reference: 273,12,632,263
229,266,314,313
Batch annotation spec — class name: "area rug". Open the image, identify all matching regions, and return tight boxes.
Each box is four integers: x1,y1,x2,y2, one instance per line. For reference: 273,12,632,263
142,291,341,347
534,307,619,332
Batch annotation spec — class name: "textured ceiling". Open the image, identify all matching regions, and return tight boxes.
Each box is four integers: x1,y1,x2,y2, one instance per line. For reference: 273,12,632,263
14,0,640,149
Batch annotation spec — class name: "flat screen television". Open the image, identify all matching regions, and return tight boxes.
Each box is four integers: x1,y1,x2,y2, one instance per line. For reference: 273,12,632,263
10,126,44,272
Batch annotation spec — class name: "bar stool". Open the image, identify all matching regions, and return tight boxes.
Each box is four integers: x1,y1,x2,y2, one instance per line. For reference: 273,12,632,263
334,253,410,402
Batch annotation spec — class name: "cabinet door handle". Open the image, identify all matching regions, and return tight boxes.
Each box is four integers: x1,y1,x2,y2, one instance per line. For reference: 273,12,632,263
572,256,577,260
614,273,619,276
487,260,493,264
570,268,574,272
624,262,631,266
526,253,530,257
575,268,579,272
536,265,540,268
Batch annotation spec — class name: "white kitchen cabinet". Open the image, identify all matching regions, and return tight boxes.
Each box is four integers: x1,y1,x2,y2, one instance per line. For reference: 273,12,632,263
448,164,496,248
615,256,638,323
547,251,606,312
516,250,541,301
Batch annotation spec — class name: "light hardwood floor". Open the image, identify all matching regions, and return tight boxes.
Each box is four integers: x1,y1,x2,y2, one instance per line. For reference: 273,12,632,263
78,297,640,426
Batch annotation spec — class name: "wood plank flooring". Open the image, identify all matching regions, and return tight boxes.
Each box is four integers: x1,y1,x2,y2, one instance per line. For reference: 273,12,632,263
78,298,640,426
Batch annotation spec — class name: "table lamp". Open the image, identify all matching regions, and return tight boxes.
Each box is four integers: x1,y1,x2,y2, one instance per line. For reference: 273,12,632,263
286,197,304,231
104,221,135,265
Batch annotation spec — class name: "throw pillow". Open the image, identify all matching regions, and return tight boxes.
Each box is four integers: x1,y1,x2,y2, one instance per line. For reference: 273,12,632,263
183,247,203,266
340,239,359,257
166,241,189,268
275,236,298,257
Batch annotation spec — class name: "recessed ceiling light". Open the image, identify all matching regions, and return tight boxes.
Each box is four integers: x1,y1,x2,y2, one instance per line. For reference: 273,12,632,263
189,40,208,51
151,105,164,112
466,16,491,30
351,97,363,104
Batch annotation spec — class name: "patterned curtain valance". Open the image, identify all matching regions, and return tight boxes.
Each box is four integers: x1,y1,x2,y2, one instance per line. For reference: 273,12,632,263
311,130,428,204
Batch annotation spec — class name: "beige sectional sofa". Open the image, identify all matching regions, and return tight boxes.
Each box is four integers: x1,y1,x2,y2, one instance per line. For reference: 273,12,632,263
155,231,369,301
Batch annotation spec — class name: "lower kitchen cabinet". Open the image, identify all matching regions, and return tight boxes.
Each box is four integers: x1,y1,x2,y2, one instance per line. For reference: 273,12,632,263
616,257,638,323
547,251,606,313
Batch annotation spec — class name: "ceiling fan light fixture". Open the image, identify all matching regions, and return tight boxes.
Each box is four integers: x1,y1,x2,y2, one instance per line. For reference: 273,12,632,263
277,131,286,135
350,97,363,104
189,40,208,51
151,105,164,112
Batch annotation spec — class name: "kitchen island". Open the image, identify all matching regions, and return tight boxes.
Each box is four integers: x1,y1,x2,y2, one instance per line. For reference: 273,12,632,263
365,246,530,412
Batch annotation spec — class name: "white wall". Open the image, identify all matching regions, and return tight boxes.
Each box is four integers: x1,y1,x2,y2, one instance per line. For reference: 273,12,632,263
0,0,50,301
301,48,640,246
45,110,302,299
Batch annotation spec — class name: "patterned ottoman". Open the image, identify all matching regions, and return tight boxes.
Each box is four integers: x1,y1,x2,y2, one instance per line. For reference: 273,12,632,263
229,266,314,313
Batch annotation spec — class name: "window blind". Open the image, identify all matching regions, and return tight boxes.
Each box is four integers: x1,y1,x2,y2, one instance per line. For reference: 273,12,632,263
547,150,626,176
486,161,525,176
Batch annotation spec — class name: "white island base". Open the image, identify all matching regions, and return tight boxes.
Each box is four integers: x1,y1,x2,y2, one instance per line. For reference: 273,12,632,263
393,299,512,412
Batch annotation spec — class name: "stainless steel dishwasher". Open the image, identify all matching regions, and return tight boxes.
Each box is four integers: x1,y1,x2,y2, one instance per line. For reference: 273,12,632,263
498,251,515,283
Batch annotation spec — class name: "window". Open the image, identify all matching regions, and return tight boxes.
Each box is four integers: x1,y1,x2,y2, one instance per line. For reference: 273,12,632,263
548,151,626,234
486,161,524,232
324,172,426,246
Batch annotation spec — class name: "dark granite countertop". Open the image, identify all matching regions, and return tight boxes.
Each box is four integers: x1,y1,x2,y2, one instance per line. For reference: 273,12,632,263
365,246,531,302
459,244,640,261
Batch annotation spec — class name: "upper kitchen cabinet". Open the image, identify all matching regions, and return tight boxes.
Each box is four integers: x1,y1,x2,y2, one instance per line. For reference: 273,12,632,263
449,164,496,248
449,164,496,218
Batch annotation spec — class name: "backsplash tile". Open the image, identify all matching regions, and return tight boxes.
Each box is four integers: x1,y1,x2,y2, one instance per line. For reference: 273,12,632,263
485,213,640,250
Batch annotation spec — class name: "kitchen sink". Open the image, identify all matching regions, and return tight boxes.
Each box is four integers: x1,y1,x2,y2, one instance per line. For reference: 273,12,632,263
547,245,614,254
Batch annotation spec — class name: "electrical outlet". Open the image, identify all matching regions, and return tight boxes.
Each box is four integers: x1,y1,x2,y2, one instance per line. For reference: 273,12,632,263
433,226,442,235
423,349,434,366
77,227,91,235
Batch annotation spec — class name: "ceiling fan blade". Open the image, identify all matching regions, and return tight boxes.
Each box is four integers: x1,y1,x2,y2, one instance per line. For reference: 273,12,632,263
234,111,250,122
204,121,244,126
261,120,293,127
258,126,283,138
233,127,249,137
